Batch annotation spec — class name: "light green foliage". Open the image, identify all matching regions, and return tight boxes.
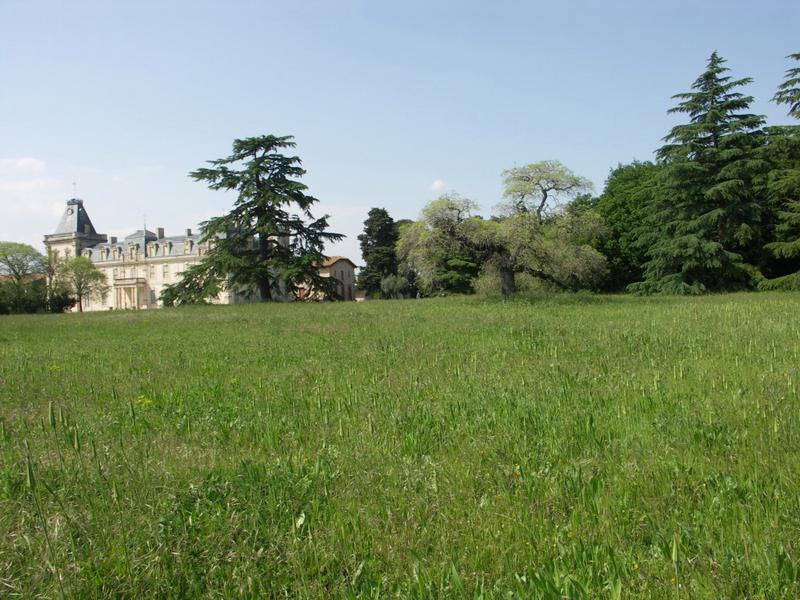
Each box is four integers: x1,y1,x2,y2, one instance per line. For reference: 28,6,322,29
0,242,46,285
56,256,109,312
468,211,608,295
500,160,593,221
0,242,47,314
1,294,799,597
379,273,408,299
397,194,481,295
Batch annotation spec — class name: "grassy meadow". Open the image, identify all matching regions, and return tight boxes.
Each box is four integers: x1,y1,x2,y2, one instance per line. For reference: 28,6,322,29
1,293,799,598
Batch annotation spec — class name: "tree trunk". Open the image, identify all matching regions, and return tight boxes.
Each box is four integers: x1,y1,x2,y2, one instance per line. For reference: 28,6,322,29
259,279,272,302
78,295,83,312
500,267,516,296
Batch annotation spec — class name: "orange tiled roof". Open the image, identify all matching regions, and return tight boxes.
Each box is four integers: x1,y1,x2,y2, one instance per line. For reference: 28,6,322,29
318,256,357,268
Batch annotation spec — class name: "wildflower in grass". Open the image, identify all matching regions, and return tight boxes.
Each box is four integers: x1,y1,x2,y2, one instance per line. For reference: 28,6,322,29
48,364,63,373
633,562,639,570
230,377,238,386
135,394,153,408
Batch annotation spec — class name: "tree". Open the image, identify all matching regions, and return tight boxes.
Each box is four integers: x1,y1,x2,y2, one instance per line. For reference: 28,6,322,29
468,210,607,295
0,242,47,313
593,161,661,290
630,52,767,294
164,135,343,304
58,256,109,312
397,194,481,295
379,274,409,299
357,208,399,298
762,53,800,290
499,160,593,221
773,52,800,119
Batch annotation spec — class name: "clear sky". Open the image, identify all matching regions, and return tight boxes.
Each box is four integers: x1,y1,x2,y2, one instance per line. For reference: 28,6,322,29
1,0,798,263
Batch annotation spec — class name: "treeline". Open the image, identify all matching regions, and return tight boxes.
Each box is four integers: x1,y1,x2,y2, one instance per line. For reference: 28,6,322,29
0,242,106,314
357,52,800,298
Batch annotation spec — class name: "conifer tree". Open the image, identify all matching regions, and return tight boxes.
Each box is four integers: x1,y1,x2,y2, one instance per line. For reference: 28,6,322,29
357,208,398,298
773,52,800,119
762,53,800,289
630,52,767,294
163,135,343,304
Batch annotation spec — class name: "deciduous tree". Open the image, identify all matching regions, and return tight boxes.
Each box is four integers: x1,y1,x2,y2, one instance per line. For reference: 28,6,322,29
58,256,109,312
0,242,46,313
499,160,592,222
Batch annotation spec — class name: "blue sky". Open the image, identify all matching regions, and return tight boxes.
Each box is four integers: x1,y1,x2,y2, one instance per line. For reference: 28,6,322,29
1,0,798,262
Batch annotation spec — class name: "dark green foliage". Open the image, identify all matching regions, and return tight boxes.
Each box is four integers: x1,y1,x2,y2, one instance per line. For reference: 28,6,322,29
0,278,46,314
357,208,399,298
773,52,800,119
163,135,343,304
593,162,660,291
45,290,76,313
762,127,800,264
630,52,768,294
761,54,800,286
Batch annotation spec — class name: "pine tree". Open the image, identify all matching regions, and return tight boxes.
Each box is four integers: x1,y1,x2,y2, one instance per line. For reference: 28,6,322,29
773,52,800,119
357,208,399,298
163,135,343,304
762,53,800,289
630,52,767,294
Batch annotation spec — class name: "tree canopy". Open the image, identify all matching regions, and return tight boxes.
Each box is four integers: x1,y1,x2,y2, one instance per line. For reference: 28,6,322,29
629,52,767,294
357,208,399,298
57,256,109,312
162,135,343,305
0,242,47,314
499,161,593,221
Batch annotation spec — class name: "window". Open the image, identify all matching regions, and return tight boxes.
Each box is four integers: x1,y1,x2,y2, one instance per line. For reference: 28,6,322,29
149,265,155,279
162,264,169,279
113,268,118,279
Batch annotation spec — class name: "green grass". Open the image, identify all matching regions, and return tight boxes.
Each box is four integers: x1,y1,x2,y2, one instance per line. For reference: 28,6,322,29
1,293,799,598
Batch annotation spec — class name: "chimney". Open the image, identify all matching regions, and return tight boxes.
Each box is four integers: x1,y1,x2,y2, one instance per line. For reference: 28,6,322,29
185,228,192,237
110,236,117,244
157,227,165,239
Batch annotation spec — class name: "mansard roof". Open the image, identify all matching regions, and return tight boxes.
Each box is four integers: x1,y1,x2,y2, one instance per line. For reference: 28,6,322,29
53,198,100,236
125,229,157,242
